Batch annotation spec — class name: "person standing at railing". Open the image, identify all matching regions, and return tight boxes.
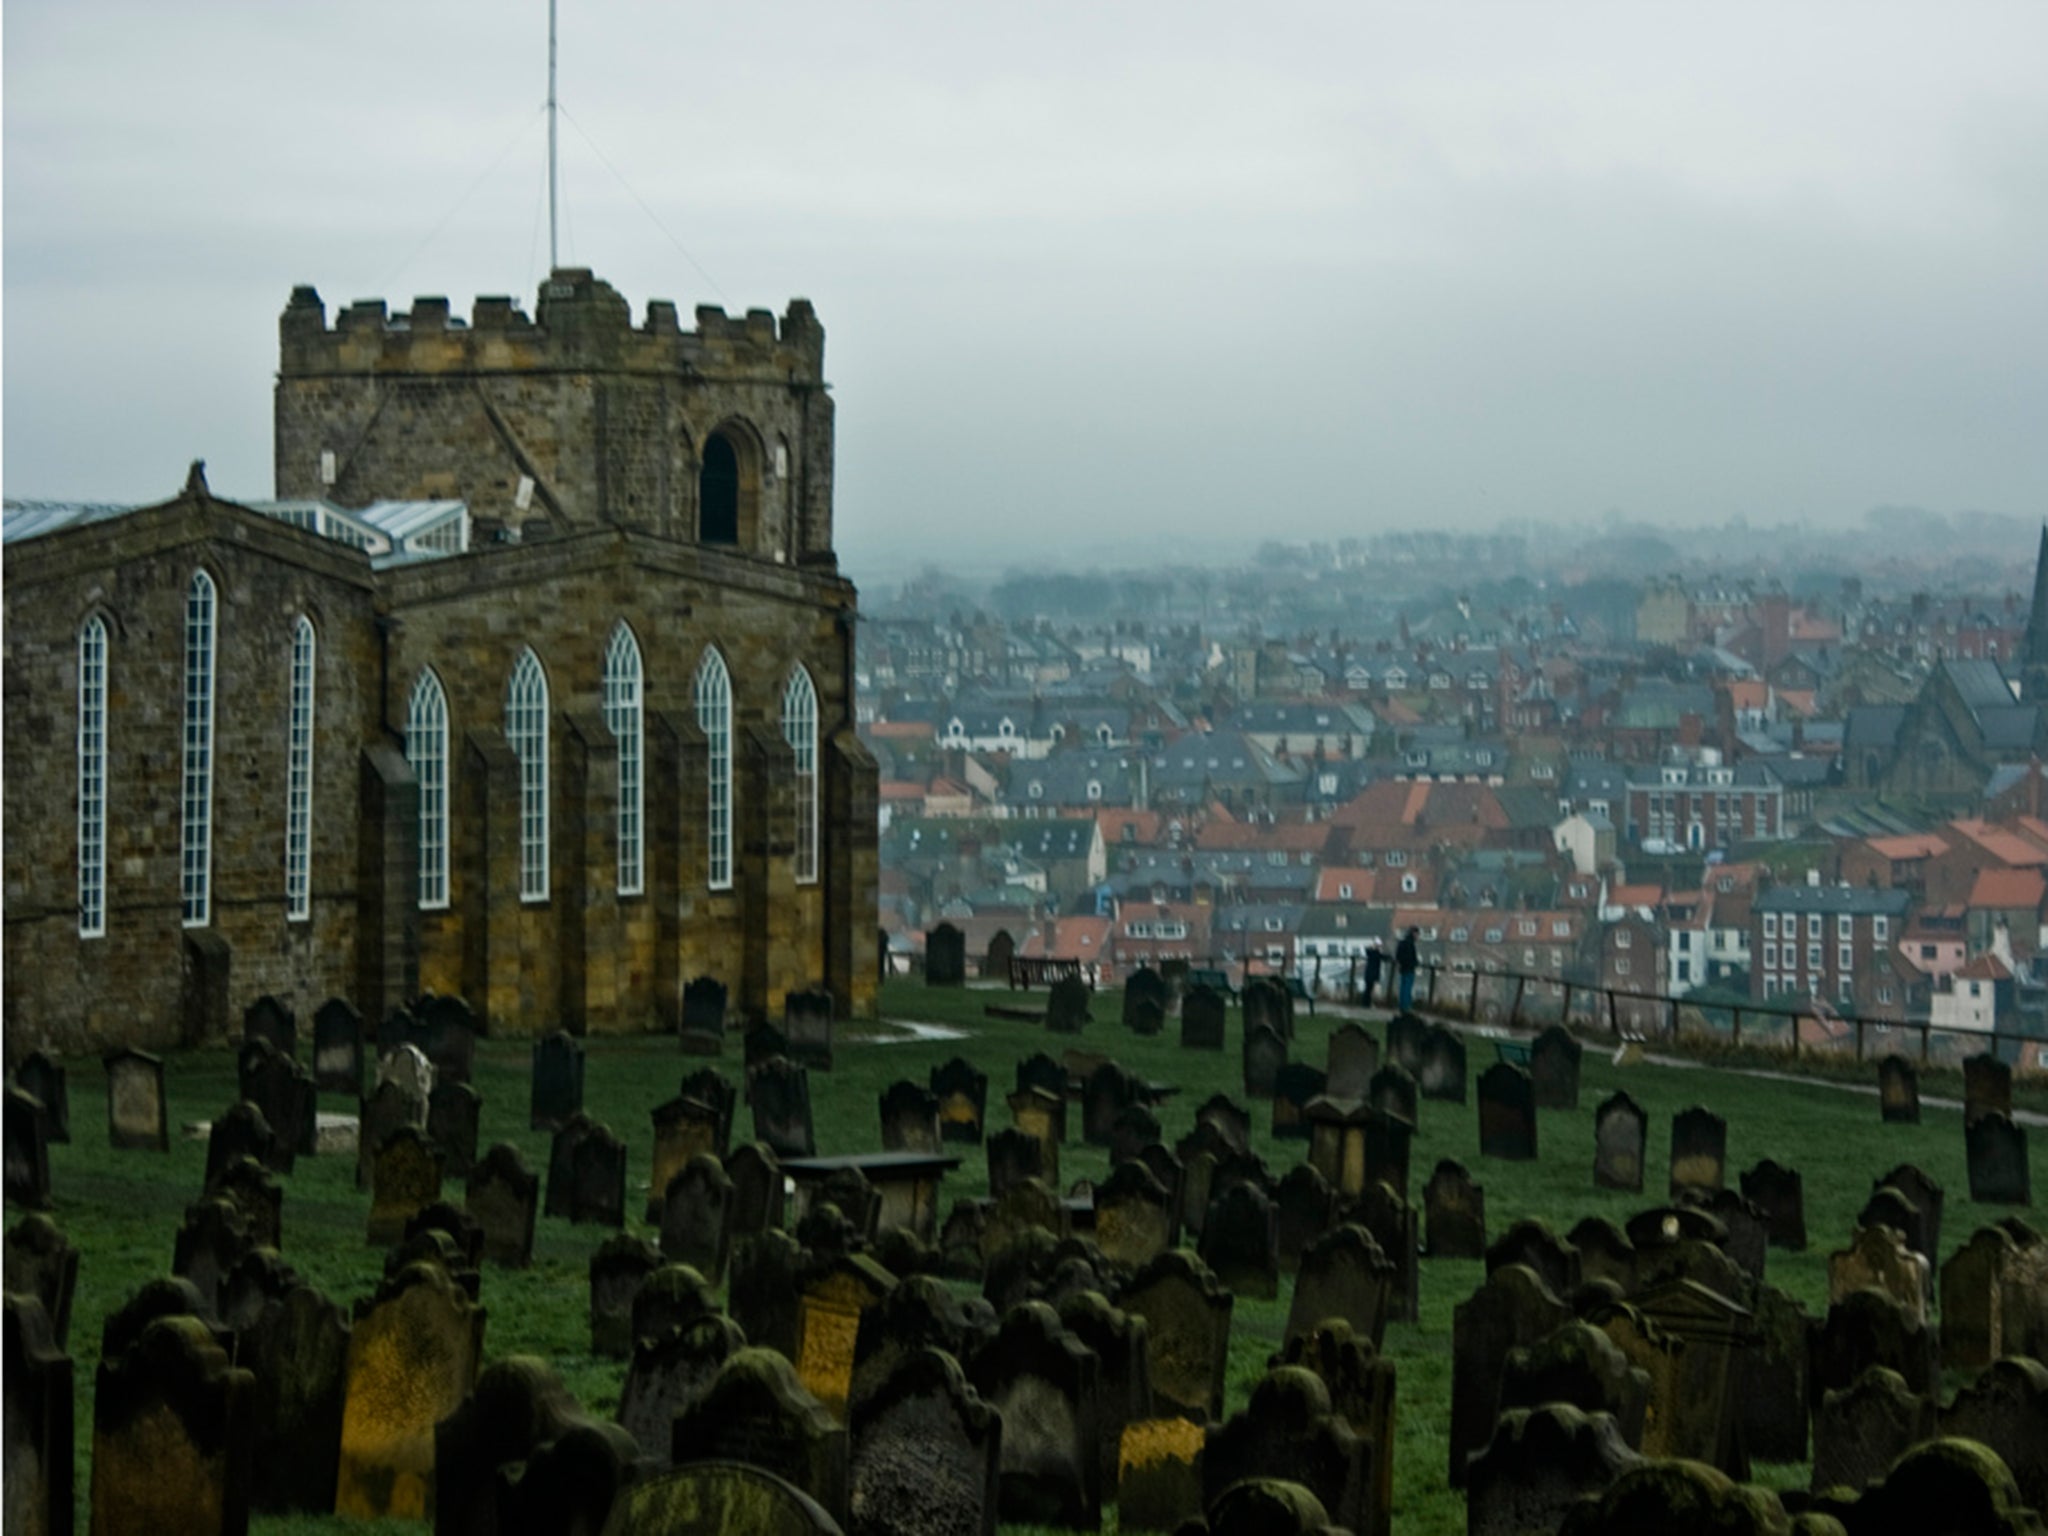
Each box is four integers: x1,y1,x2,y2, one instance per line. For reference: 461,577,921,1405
1361,937,1385,1009
1395,926,1420,1013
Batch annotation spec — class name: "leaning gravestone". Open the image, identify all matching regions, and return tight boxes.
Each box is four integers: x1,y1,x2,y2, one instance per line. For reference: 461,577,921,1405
465,1143,538,1267
1047,975,1092,1034
14,1051,70,1143
4,1088,52,1211
848,1347,1002,1536
1117,1415,1206,1534
1476,1063,1537,1162
1529,1025,1583,1111
727,1141,786,1242
312,998,365,1095
967,1300,1102,1530
1968,1112,2032,1206
929,1058,987,1145
1964,1051,2012,1128
680,975,728,1056
1181,985,1227,1050
618,1311,746,1467
786,988,836,1070
338,1263,484,1513
90,1314,252,1536
750,1057,817,1160
1326,1024,1379,1100
1119,1250,1234,1424
1938,1356,2048,1516
1878,1054,1920,1124
1668,1105,1726,1195
1416,1025,1467,1104
925,924,966,987
672,1347,851,1529
1426,1158,1487,1260
103,1048,168,1152
530,1031,584,1131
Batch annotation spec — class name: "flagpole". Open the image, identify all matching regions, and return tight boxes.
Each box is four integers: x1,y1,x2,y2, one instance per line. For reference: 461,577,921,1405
547,0,559,270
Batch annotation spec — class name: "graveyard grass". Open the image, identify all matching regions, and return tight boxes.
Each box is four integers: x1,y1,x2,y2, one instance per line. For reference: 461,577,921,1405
18,979,2042,1536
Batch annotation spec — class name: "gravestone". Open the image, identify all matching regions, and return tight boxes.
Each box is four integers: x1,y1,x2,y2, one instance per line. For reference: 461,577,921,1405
1811,1285,1937,1404
680,974,728,1055
1286,1223,1395,1350
987,1127,1048,1200
4,1088,52,1210
632,1265,722,1357
530,1031,584,1131
681,1068,739,1152
206,1100,284,1185
727,1141,786,1241
1385,1012,1429,1075
1326,1024,1379,1100
1082,1062,1139,1147
5,1292,74,1536
1124,966,1169,1032
879,1081,942,1154
1117,1416,1206,1534
608,1461,841,1534
1181,985,1226,1050
848,1347,1002,1536
1681,1187,1767,1286
1877,1053,1920,1124
1269,1318,1397,1536
930,1057,987,1144
1828,1225,1930,1324
1119,1249,1234,1423
1742,1281,1811,1463
1416,1025,1467,1103
926,924,966,986
1476,1063,1537,1162
1487,1219,1582,1303
1496,1320,1650,1447
672,1347,850,1529
358,1078,428,1189
426,1080,481,1178
1963,1051,2012,1128
1613,1279,1756,1477
1007,1088,1064,1182
745,1023,791,1072
986,928,1016,982
1056,1290,1155,1507
980,1177,1065,1268
1194,1094,1253,1156
312,999,364,1095
965,1300,1102,1530
1096,1159,1175,1271
1271,1062,1327,1142
1368,1062,1418,1130
785,987,836,1070
797,1257,898,1420
464,1142,538,1267
1206,1479,1343,1536
1201,1368,1366,1535
1046,975,1092,1034
569,1122,629,1227
1529,1025,1583,1111
1566,1217,1636,1295
618,1312,747,1466
660,1153,734,1282
171,1196,255,1317
1276,1162,1336,1274
588,1234,665,1358
1967,1111,2032,1205
1668,1105,1726,1195
750,1057,817,1160
1592,1091,1647,1193
1243,1023,1287,1099
1467,1403,1641,1536
1242,976,1295,1044
1811,1364,1932,1494
1448,1263,1573,1487
242,994,297,1059
1353,1179,1420,1328
5,1215,79,1348
239,1043,316,1163
1199,1181,1281,1299
367,1126,444,1246
1873,1163,1945,1265
15,1051,70,1143
1738,1159,1808,1251
90,1315,252,1536
379,1006,422,1061
1425,1159,1487,1260
435,1357,636,1536
103,1048,168,1152
849,1275,985,1416
546,1113,599,1218
1938,1356,2048,1516
649,1094,726,1221
238,1280,349,1513
413,994,478,1084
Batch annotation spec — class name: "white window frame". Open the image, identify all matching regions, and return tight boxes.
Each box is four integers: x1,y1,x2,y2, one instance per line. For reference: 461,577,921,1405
78,614,108,939
782,665,819,885
407,670,451,910
604,623,646,896
181,570,217,926
507,648,550,903
697,648,733,891
285,615,317,921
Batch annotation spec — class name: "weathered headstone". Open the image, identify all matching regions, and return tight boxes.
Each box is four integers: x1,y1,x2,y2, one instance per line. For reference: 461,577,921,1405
660,1153,734,1282
5,1215,79,1348
1385,1012,1428,1075
1529,1025,1583,1112
527,1030,584,1131
930,1057,987,1145
358,1077,428,1189
1963,1051,2012,1128
103,1048,168,1152
1591,1090,1646,1193
1738,1158,1807,1251
14,1051,70,1143
672,1346,851,1529
1938,1355,2048,1515
680,974,728,1055
1566,1216,1636,1295
367,1125,445,1246
1613,1279,1755,1477
727,1141,785,1242
1276,1161,1335,1274
1079,1061,1136,1147
1876,1053,1920,1124
879,1080,942,1155
242,994,297,1059
1448,1262,1572,1487
569,1121,629,1227
1007,1088,1064,1183
1325,1024,1379,1101
4,1087,53,1211
966,1300,1102,1529
1242,976,1295,1044
632,1264,722,1361
1268,1318,1397,1536
426,1080,480,1178
750,1057,817,1160
172,1196,257,1316
1119,1249,1234,1423
589,1233,664,1358
1811,1363,1932,1493
745,1022,792,1072
1476,1063,1537,1162
986,1127,1048,1201
1199,1180,1281,1300
1286,1223,1394,1350
1742,1281,1811,1463
1416,1024,1468,1103
1124,966,1169,1031
1202,1367,1367,1535
1872,1162,1945,1266
608,1461,842,1534
648,1093,726,1222
312,999,363,1095
1046,974,1092,1035
925,924,966,987
238,1280,349,1513
1497,1320,1650,1447
1425,1158,1487,1260
460,1142,537,1268
1272,1062,1327,1142
1057,1289,1153,1501
986,928,1016,982
1181,985,1226,1050
1488,1218,1582,1302
4,1292,74,1536
1967,1111,2032,1206
785,987,837,1070
412,993,477,1085
1096,1159,1175,1271
1355,1178,1421,1324
1243,1022,1286,1099
1367,1062,1418,1132
91,1314,252,1536
1668,1105,1726,1196
1467,1403,1641,1536
618,1311,747,1467
239,1041,316,1163
797,1256,898,1420
1117,1415,1206,1534
1828,1223,1930,1324
848,1346,1001,1536
1810,1284,1937,1405
206,1100,284,1187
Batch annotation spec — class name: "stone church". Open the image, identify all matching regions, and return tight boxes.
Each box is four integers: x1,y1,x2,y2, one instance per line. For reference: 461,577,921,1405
3,269,878,1054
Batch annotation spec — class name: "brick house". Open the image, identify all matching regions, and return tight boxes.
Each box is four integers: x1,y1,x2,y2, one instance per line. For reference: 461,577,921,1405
1751,882,1913,1012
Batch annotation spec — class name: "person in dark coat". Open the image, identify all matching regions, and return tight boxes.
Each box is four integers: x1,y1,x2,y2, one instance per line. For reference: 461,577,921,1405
1360,937,1385,1008
1395,925,1421,1013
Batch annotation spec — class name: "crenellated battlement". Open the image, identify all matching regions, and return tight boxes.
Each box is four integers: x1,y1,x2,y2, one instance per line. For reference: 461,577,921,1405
279,268,825,384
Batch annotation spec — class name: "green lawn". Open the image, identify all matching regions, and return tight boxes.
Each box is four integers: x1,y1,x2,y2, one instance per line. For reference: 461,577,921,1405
11,979,2040,1535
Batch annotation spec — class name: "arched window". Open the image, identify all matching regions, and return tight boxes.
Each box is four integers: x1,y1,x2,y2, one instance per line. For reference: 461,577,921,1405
181,571,217,926
782,666,818,885
699,434,740,545
507,648,550,902
696,648,733,890
285,616,317,921
78,614,108,938
407,670,450,910
604,623,645,895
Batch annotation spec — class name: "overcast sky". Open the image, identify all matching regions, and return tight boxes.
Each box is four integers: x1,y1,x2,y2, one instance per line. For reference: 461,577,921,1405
6,1,2045,568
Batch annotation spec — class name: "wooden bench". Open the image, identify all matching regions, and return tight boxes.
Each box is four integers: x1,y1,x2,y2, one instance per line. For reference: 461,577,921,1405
1008,955,1085,990
1188,968,1236,1000
1495,1039,1533,1067
1281,976,1318,1018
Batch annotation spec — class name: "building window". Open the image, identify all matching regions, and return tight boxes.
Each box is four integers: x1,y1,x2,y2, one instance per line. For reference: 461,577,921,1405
1616,929,1632,949
1764,913,1778,938
1873,916,1889,945
782,665,818,885
506,648,550,902
1838,915,1854,940
1839,945,1853,972
1808,914,1822,939
604,624,645,896
407,671,450,909
181,570,217,926
1764,943,1778,968
1616,957,1631,976
700,433,740,544
697,648,733,890
1807,944,1821,969
77,615,108,939
1401,874,1418,893
285,616,316,921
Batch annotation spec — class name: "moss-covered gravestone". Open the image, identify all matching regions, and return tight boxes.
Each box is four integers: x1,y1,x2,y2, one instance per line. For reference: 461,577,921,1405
335,1261,484,1520
91,1315,252,1536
